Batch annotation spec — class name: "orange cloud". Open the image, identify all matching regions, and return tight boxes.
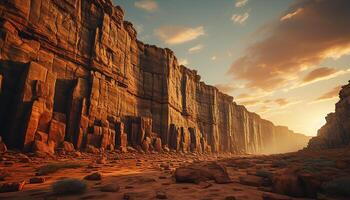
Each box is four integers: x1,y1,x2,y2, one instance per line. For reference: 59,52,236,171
134,0,158,12
303,67,337,82
228,0,350,91
214,83,237,93
154,26,205,45
315,85,341,102
275,98,289,106
239,99,260,107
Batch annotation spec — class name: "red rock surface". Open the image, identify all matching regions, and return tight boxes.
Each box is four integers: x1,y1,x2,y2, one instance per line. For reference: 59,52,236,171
0,0,310,154
308,81,350,149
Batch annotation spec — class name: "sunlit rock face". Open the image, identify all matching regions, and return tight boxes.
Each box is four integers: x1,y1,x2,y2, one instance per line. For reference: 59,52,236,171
0,0,310,154
308,82,350,149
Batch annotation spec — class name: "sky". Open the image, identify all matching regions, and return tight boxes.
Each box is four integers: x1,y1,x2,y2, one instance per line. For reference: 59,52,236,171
114,0,350,136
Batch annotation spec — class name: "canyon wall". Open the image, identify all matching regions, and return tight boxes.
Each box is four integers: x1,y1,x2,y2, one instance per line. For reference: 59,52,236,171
0,0,310,154
308,81,350,149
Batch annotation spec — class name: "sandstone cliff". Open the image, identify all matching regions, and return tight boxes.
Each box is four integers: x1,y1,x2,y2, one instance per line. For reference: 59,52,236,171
308,81,350,149
0,0,310,154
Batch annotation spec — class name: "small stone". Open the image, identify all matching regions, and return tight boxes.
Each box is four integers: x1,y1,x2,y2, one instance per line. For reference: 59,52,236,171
84,172,102,181
97,156,107,164
262,192,292,200
62,141,75,152
30,177,45,184
86,145,99,154
156,191,167,199
52,179,87,195
239,175,264,187
0,141,7,153
19,156,31,163
74,151,82,157
100,183,120,192
0,181,25,193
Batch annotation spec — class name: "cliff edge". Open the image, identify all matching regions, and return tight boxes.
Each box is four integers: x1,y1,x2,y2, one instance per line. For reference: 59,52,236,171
308,81,350,149
0,0,310,154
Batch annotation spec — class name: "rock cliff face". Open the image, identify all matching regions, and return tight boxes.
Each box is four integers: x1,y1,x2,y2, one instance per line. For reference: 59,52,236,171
308,81,350,149
0,0,310,154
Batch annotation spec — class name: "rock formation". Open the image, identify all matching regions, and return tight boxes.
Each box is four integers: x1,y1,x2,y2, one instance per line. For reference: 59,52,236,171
0,0,310,154
308,81,350,149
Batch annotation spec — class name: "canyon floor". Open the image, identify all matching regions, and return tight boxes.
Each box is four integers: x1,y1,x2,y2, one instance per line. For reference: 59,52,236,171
0,148,350,200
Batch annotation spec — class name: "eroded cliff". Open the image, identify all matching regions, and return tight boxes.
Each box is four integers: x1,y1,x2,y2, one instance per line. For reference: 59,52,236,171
0,0,310,154
308,81,350,149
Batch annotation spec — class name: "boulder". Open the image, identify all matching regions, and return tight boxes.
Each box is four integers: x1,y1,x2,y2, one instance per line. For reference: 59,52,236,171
154,138,162,152
32,140,55,155
100,183,120,192
174,162,232,184
52,179,87,195
48,120,66,145
84,172,102,181
239,175,265,187
61,141,75,152
0,141,7,153
86,145,99,154
0,181,25,193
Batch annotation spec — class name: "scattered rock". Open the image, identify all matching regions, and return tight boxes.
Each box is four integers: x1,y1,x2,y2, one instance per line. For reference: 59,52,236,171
97,156,107,164
0,170,10,181
0,138,7,153
239,175,264,187
84,172,102,181
0,181,25,193
100,183,120,192
86,145,99,154
174,162,232,184
18,154,31,163
74,151,82,157
141,137,151,153
126,146,137,153
154,138,162,152
62,141,75,152
224,196,237,200
32,140,55,155
156,191,167,199
52,179,87,195
262,192,292,200
29,177,45,184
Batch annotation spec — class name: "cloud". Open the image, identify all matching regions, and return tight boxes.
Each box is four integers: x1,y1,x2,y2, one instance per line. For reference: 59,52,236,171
154,26,205,45
280,8,303,21
228,0,350,91
134,0,158,12
214,83,237,93
178,58,188,66
314,85,341,102
188,44,204,53
275,98,289,106
231,12,249,24
235,0,248,8
302,67,338,83
240,99,260,107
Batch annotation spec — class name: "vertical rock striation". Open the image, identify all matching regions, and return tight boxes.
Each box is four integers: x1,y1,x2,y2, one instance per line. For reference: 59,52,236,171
0,0,310,154
308,82,350,149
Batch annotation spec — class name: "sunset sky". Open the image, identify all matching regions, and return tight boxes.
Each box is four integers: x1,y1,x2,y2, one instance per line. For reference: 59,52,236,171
115,0,350,136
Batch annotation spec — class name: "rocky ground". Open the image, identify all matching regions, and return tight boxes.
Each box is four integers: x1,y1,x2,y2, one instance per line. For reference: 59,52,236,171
1,147,350,200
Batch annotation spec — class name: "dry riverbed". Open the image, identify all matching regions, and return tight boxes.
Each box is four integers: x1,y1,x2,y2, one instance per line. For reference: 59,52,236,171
1,148,350,200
